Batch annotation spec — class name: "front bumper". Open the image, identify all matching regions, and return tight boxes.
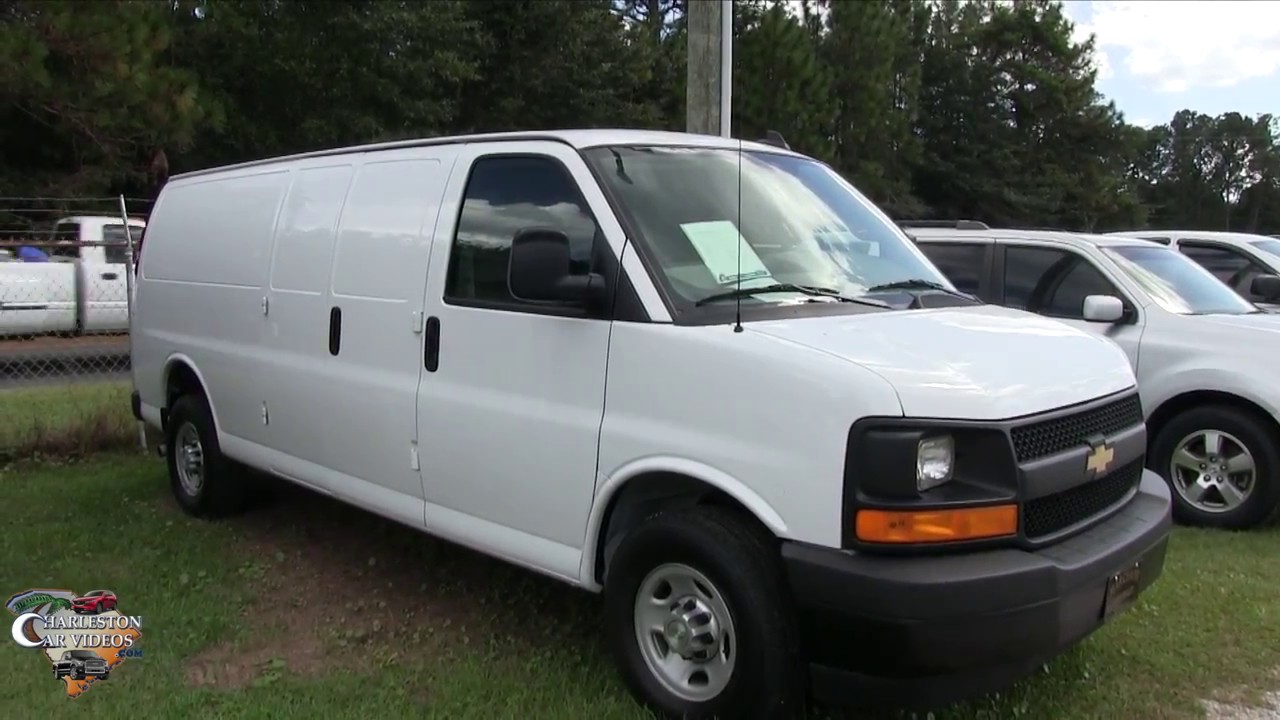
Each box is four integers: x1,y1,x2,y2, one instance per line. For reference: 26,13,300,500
783,468,1172,709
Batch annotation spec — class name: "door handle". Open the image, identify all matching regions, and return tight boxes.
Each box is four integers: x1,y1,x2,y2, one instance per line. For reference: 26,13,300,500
101,272,118,280
328,306,342,356
424,315,440,372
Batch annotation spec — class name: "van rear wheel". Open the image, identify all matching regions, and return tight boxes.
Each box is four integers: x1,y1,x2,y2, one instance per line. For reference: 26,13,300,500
165,394,248,518
603,507,805,719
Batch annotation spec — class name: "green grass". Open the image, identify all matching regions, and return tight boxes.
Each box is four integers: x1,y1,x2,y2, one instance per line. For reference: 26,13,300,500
1,454,1278,718
0,381,135,458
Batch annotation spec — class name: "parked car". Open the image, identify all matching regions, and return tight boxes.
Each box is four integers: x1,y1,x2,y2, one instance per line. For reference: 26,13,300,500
71,590,118,614
1107,230,1280,311
130,130,1171,718
911,222,1280,530
0,215,143,337
52,649,109,681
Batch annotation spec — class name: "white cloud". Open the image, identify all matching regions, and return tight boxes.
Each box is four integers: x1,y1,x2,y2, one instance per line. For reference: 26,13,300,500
1071,1,1280,93
1063,4,1114,82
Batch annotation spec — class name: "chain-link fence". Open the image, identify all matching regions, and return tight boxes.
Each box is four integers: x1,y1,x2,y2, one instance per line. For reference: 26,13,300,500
0,196,151,458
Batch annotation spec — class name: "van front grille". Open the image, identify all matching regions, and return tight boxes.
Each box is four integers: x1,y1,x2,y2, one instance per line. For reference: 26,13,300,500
1022,459,1143,539
1010,394,1144,463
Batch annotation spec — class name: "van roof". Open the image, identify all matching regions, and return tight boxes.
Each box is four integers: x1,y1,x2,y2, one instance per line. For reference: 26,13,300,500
171,129,807,181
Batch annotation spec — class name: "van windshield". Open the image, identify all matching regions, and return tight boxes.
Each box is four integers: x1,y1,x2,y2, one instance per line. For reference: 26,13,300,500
1103,244,1259,315
582,146,952,314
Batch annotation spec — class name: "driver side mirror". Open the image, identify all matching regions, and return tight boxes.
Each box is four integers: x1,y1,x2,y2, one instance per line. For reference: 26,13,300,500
1251,274,1280,302
507,228,607,310
1082,294,1125,323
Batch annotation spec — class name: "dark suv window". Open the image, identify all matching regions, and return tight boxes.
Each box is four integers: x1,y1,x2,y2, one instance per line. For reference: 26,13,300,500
102,225,135,265
1003,246,1120,319
916,242,986,295
444,155,599,307
1180,243,1270,300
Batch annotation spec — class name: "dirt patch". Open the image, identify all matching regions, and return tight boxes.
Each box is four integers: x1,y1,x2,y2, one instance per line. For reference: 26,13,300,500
180,474,600,690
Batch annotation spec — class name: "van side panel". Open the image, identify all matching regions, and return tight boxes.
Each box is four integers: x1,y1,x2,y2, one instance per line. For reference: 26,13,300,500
299,149,457,504
259,162,355,466
143,170,286,287
133,169,291,443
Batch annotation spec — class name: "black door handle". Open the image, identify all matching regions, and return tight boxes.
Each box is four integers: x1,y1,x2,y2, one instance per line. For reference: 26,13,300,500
101,272,118,280
328,307,342,355
424,315,440,372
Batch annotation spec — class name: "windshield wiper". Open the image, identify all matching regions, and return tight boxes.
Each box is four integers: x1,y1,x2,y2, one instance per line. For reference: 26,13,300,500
694,283,890,308
865,278,975,300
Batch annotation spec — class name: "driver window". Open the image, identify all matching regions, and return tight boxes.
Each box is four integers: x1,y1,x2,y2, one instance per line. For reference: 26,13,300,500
1180,243,1267,300
1004,246,1119,319
444,155,599,308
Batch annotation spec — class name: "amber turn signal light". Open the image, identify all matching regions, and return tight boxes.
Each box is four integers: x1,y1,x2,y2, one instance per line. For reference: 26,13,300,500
855,504,1018,544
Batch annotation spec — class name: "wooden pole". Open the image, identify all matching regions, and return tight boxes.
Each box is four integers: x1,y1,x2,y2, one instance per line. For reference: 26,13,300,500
686,0,729,136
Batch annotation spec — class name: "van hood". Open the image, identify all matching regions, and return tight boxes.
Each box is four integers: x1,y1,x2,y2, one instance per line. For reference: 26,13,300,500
748,305,1136,420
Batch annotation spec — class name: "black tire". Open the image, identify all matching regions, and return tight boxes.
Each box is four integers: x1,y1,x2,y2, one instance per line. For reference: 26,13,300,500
603,506,806,720
165,393,249,519
1150,404,1280,530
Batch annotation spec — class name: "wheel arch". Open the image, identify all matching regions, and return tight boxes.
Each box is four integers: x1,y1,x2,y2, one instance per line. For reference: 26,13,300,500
581,460,789,591
161,354,218,433
1147,389,1280,448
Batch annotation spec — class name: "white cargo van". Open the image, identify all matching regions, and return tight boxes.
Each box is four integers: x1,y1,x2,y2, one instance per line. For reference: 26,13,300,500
130,130,1172,718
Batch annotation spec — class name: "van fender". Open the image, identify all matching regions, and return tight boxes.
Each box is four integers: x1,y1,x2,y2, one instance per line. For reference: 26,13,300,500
578,456,789,590
162,352,223,434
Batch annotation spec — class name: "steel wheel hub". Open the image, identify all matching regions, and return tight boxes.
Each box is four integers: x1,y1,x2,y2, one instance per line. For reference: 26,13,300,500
634,563,736,703
175,422,205,496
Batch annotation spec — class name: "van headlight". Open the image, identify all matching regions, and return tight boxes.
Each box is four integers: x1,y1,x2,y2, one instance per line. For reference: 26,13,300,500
916,435,954,491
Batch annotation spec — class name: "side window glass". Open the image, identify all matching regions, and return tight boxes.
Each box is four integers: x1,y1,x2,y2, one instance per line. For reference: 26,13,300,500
1002,246,1068,310
1181,244,1265,298
101,225,133,265
1041,257,1117,318
48,222,80,262
445,156,599,306
1003,246,1118,319
917,243,985,294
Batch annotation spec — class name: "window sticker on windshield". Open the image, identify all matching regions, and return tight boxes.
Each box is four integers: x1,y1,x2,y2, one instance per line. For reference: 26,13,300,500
680,221,775,288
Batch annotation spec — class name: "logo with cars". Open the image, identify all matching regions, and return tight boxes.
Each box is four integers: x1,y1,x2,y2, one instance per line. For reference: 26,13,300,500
6,588,143,698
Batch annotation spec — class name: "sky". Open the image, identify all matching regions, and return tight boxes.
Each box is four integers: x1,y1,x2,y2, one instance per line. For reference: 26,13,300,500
1061,1,1280,127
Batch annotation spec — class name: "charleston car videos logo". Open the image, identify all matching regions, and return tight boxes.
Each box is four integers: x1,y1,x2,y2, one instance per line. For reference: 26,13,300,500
6,588,143,698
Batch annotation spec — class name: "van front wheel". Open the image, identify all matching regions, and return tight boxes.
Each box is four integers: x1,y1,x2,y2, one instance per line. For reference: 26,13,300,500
165,394,247,518
603,507,805,719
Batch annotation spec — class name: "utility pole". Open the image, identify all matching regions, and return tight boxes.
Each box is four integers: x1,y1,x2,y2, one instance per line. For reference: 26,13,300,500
686,0,733,138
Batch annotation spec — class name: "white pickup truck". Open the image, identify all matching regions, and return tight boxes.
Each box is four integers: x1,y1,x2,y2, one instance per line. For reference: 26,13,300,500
0,215,143,337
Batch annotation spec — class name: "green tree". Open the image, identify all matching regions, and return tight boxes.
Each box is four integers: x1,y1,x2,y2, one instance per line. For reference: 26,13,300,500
166,1,480,172
455,0,660,132
732,2,834,160
0,0,215,195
